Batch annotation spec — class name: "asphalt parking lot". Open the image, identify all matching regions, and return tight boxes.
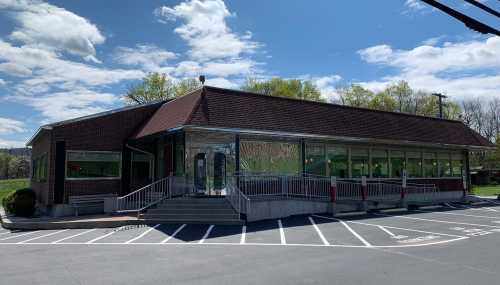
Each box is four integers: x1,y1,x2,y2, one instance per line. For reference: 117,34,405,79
1,200,500,285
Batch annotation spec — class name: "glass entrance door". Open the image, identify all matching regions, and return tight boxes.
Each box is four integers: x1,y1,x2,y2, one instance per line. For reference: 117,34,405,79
194,153,207,192
213,152,226,195
193,151,227,195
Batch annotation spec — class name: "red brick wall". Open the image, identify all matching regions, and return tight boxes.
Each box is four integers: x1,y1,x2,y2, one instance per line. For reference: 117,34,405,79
30,103,161,206
30,131,52,207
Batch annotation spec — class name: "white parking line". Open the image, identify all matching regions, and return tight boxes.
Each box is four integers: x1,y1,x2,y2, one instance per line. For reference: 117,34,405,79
347,219,467,238
0,230,40,241
484,207,498,212
313,215,372,247
417,210,500,220
160,224,186,244
374,213,500,229
124,224,160,244
278,219,286,245
0,231,11,236
198,225,214,244
17,229,69,244
86,227,124,244
52,229,97,244
308,217,330,246
240,226,246,244
377,225,396,237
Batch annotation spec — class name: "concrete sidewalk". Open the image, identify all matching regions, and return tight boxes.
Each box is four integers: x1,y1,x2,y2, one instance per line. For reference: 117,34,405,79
0,208,142,230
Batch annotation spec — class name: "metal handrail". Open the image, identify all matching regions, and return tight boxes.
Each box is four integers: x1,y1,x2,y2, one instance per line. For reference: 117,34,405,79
116,177,172,213
226,177,251,216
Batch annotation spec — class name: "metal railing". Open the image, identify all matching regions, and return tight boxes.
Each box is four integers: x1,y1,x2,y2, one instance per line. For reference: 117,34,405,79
117,177,172,213
226,177,251,215
405,182,439,202
235,175,331,200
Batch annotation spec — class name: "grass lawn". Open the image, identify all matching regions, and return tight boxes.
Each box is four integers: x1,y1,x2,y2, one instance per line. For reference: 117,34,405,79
0,178,30,203
472,185,500,197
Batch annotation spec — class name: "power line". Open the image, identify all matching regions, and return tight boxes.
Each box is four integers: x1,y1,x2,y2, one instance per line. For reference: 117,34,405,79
462,0,500,18
420,0,500,36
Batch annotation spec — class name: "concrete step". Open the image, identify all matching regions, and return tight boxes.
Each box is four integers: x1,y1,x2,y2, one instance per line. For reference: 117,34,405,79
156,203,234,209
138,218,245,225
147,208,237,215
162,198,228,205
140,213,241,221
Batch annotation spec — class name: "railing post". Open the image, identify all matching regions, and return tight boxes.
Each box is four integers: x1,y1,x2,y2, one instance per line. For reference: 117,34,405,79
361,176,367,201
169,172,173,199
462,171,467,201
330,176,337,216
361,176,368,212
400,170,407,208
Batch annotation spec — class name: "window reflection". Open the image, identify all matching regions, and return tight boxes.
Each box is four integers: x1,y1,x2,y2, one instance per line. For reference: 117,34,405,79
351,148,369,178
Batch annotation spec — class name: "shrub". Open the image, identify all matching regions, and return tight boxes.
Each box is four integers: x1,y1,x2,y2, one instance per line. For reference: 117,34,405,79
2,188,36,217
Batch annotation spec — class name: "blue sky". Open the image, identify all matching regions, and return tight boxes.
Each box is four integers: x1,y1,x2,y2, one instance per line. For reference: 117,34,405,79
0,0,499,148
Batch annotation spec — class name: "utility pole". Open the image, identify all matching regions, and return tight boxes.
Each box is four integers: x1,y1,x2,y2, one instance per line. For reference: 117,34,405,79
432,93,447,119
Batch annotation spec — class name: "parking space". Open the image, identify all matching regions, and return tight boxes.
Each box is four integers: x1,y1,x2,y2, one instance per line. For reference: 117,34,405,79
1,203,500,248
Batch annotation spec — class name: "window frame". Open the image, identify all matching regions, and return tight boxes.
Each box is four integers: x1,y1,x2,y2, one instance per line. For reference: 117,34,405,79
65,150,122,181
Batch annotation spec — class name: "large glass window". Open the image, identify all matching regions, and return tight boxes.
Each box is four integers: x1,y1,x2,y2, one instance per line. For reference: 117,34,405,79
451,153,464,177
390,151,405,178
423,152,438,177
438,153,451,177
240,141,301,175
351,148,369,178
32,153,47,182
407,152,422,178
372,149,389,178
66,151,121,179
305,144,326,176
327,146,348,178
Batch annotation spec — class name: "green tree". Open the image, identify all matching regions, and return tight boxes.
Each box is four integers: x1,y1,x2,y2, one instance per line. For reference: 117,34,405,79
242,78,324,102
125,73,201,104
336,84,374,108
368,92,397,112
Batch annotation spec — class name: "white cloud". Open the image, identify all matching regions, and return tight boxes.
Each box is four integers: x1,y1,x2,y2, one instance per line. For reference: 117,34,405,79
404,0,426,11
0,138,27,148
113,44,177,72
206,77,239,89
0,0,105,60
311,75,342,101
155,0,260,61
0,40,144,88
202,59,255,77
0,117,25,134
357,37,500,100
0,78,6,85
11,89,119,123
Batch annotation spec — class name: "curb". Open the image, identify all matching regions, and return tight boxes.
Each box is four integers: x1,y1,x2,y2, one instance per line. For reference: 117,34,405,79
1,208,146,230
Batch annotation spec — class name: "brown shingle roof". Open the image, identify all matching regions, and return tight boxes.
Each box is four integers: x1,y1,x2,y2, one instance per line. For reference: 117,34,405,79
134,86,494,148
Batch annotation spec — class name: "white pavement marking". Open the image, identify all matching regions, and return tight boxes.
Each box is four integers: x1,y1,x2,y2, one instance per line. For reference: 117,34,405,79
484,207,498,212
198,225,214,244
377,225,397,237
125,225,160,244
160,224,186,244
0,232,11,236
52,229,97,244
86,227,124,244
17,229,69,244
0,231,40,241
240,226,246,244
443,202,459,209
417,210,500,220
347,219,467,238
374,213,500,229
313,215,372,247
278,219,286,245
308,217,330,246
